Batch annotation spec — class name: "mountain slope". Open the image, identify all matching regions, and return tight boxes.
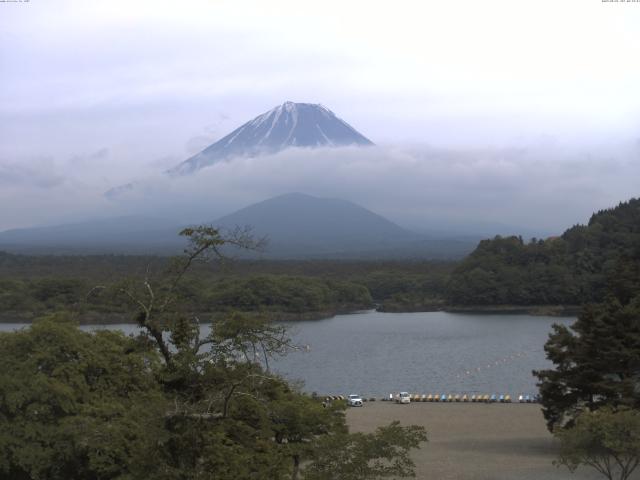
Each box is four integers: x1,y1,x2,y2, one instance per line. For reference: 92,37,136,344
169,102,373,175
213,193,473,259
0,194,476,259
214,193,413,250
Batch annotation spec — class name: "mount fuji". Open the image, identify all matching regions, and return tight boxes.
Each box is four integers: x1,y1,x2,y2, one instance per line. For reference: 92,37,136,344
168,101,374,175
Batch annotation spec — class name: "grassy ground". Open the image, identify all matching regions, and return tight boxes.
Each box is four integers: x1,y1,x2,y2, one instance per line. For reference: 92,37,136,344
346,402,624,480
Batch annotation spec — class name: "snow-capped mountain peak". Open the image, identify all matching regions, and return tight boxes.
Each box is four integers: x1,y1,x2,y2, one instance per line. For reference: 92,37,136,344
168,102,373,175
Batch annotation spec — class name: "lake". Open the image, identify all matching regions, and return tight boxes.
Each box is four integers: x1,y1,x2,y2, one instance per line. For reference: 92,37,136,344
0,310,573,398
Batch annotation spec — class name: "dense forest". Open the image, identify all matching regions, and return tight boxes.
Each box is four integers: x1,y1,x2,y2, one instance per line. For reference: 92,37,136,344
0,253,453,323
447,198,640,306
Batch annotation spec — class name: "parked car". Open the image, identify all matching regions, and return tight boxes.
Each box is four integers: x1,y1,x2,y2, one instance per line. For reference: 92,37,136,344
395,392,411,404
347,394,363,407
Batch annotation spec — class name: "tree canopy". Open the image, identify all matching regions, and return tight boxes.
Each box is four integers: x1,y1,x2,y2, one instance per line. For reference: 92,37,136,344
0,316,166,480
0,226,427,480
533,227,640,433
555,407,640,480
447,198,640,306
535,292,640,430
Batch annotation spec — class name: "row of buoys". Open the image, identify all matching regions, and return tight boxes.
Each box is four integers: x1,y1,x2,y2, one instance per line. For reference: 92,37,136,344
454,351,534,380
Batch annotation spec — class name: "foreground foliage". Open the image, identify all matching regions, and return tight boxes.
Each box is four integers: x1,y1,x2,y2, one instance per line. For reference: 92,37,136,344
534,233,640,478
0,317,165,480
304,422,427,480
555,407,640,480
0,226,427,479
534,290,640,431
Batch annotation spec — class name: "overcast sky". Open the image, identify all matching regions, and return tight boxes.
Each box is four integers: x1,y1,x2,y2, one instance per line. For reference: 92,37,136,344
1,0,639,233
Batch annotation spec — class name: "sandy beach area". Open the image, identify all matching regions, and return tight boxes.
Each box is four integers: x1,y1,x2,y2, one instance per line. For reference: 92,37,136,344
346,402,627,480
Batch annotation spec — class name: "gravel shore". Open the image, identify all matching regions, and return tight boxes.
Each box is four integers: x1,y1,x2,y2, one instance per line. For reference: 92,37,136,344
346,402,622,480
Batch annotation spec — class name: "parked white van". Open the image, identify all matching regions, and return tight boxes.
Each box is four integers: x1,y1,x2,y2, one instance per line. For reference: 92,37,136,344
395,392,411,404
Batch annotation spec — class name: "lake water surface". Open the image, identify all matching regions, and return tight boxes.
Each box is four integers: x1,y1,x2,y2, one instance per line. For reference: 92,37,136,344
1,310,573,398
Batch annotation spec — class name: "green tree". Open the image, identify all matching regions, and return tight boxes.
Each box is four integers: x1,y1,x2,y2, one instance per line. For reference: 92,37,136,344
534,293,640,430
303,421,428,480
555,407,640,480
1,226,428,479
0,315,166,480
121,226,427,479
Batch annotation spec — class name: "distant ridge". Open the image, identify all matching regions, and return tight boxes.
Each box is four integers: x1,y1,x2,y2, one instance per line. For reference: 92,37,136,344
169,102,374,175
212,193,474,259
0,216,184,254
214,192,413,251
0,193,477,259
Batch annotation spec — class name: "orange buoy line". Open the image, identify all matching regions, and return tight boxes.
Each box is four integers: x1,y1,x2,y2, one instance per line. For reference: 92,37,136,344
452,348,543,380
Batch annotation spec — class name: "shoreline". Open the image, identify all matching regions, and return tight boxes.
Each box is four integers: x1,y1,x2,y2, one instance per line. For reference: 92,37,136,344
0,305,372,325
443,304,581,317
378,303,580,316
0,304,579,324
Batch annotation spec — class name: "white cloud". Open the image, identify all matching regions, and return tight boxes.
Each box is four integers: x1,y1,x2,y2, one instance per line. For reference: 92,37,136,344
2,0,640,159
1,1,639,234
0,156,64,189
2,142,638,234
101,144,640,235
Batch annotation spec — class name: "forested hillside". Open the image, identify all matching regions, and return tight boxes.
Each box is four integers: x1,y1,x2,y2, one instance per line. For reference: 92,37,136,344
447,198,640,306
0,254,453,322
